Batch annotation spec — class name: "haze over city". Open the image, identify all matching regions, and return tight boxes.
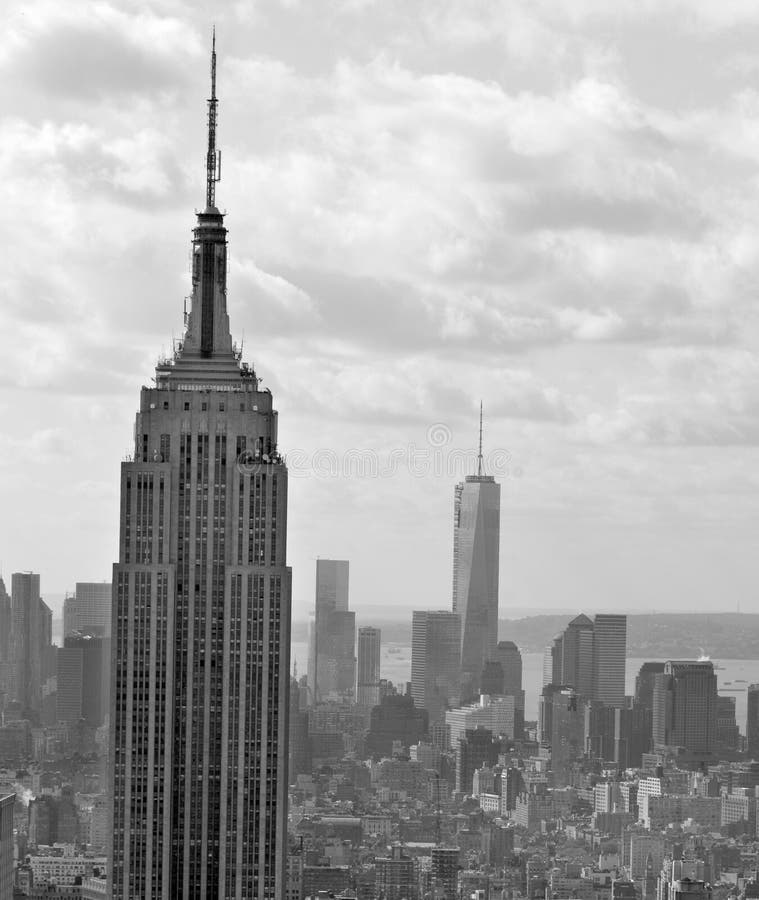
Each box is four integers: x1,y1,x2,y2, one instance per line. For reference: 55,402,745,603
2,1,759,620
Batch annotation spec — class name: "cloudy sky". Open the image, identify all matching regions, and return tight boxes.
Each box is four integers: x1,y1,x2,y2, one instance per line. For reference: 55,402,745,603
2,0,758,622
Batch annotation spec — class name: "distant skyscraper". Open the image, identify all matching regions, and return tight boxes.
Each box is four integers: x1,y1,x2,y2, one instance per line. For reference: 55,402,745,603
560,614,595,698
747,684,759,759
543,634,563,687
56,635,108,727
356,626,381,707
10,572,52,717
0,578,10,701
308,559,355,702
452,408,500,694
652,660,718,754
410,610,461,726
635,662,666,711
549,687,584,787
592,614,627,707
493,640,522,696
63,582,112,637
543,613,626,708
109,40,291,899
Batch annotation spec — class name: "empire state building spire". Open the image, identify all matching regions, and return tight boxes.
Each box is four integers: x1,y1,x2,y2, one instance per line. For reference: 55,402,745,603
206,27,221,211
156,34,255,383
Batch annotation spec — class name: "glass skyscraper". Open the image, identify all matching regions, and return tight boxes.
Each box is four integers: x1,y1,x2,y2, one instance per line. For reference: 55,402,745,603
452,422,500,694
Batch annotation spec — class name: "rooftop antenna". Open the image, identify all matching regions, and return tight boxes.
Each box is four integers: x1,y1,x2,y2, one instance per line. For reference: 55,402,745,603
206,27,221,209
477,400,484,476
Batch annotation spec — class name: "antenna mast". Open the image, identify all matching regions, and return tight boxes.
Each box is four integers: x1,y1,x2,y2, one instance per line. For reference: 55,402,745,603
206,27,221,209
477,400,484,476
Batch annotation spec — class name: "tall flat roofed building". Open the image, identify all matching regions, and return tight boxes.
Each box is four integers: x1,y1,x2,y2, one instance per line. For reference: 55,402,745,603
411,610,461,726
747,684,759,759
356,626,381,708
652,660,717,754
592,613,627,707
109,39,291,899
452,408,500,695
10,572,52,717
63,582,112,637
308,559,355,702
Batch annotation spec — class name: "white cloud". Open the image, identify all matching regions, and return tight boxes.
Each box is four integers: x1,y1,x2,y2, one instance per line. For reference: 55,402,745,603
0,0,758,613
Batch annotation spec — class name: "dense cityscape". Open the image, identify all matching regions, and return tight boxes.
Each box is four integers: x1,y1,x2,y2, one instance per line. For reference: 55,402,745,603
2,22,759,900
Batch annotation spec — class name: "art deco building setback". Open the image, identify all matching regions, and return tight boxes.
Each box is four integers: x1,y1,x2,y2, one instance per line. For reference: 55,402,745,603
109,38,292,900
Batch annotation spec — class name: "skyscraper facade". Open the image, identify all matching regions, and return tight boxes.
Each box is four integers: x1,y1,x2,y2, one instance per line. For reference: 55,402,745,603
493,640,522,696
635,662,666,711
63,582,112,637
410,610,461,726
308,559,355,702
592,614,627,707
356,626,381,707
56,635,108,727
560,614,595,698
10,572,52,717
0,793,13,900
109,42,291,899
452,441,500,693
0,578,10,704
747,684,759,759
542,614,627,708
652,661,718,754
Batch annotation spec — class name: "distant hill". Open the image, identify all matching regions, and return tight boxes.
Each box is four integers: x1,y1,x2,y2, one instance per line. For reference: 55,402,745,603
292,612,759,659
498,612,759,658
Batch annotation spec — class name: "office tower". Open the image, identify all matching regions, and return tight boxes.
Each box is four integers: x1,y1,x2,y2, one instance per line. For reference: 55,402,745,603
410,610,461,726
0,793,12,900
308,559,355,702
543,635,563,687
481,640,523,698
480,661,506,696
288,677,311,780
584,700,616,761
366,693,428,758
375,846,416,900
615,702,652,769
452,409,500,694
446,695,516,748
55,635,108,727
455,727,501,793
431,847,460,900
592,613,627,707
747,684,759,759
652,661,718,754
716,695,739,751
560,614,595,698
494,640,522,695
635,662,666,711
0,579,10,701
356,626,381,707
63,582,112,637
109,41,292,899
550,687,584,787
10,572,52,717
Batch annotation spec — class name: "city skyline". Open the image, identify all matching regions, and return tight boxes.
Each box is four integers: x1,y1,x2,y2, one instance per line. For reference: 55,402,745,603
2,3,759,619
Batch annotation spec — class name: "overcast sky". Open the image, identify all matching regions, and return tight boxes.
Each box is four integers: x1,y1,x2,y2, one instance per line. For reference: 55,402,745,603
2,0,758,622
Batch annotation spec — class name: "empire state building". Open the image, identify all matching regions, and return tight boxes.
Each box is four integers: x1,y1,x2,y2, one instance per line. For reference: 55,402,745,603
109,39,292,899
